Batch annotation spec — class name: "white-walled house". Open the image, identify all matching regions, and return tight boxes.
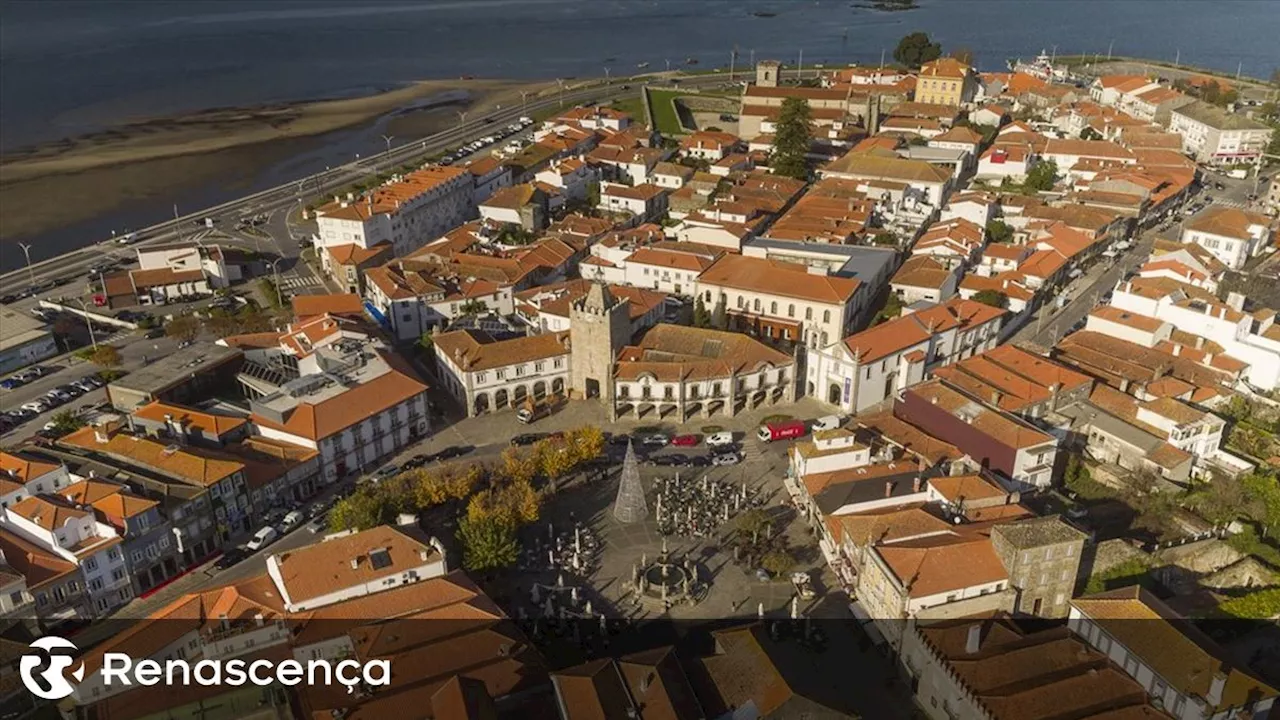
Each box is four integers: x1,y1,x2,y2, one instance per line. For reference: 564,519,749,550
432,329,571,417
807,297,1006,414
1070,588,1277,720
314,166,473,257
0,494,131,615
1168,101,1274,165
248,330,430,482
1107,278,1280,390
598,182,669,222
1179,206,1274,271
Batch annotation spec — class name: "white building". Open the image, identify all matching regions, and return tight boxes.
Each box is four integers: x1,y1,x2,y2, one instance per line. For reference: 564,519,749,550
1106,279,1280,391
245,320,430,481
533,157,597,202
136,243,238,289
807,297,1006,413
314,166,473,257
433,329,571,416
1168,101,1274,165
695,254,865,349
598,182,668,222
0,494,131,615
1179,206,1274,271
1070,588,1278,720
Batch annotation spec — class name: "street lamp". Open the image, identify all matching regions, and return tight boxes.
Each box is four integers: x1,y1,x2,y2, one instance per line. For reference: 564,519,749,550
270,258,285,307
456,110,468,127
70,298,98,351
556,78,565,108
604,66,611,84
381,134,395,153
17,242,36,288
521,91,530,114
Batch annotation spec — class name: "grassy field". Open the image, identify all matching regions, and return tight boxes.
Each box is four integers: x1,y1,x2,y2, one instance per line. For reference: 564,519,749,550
605,93,647,124
645,88,687,135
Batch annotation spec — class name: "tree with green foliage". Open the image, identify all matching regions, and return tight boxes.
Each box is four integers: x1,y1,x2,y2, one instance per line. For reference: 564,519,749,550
327,487,393,532
711,293,727,330
1024,159,1058,191
458,515,519,573
893,32,942,69
1241,473,1280,537
972,290,1007,309
1080,127,1103,141
693,295,711,328
875,292,904,325
258,277,282,309
48,410,86,436
771,97,812,180
871,231,898,246
419,331,435,352
985,219,1013,244
165,314,202,343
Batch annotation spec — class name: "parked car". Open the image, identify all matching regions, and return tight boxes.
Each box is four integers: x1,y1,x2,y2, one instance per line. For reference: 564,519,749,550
44,390,71,404
245,526,278,552
58,384,84,397
21,401,50,414
706,431,735,447
608,433,631,445
712,452,741,467
0,378,23,391
511,433,545,446
281,510,305,530
812,415,843,432
671,434,699,447
433,445,474,461
214,547,248,570
641,433,670,447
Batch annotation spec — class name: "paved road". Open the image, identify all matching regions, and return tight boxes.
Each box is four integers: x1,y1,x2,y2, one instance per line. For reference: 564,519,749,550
0,74,737,293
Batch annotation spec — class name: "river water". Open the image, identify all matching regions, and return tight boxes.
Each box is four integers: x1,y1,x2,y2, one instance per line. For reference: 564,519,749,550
1,0,1276,269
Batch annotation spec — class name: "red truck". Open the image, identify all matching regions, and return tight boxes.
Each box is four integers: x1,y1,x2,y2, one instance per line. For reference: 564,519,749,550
756,420,807,442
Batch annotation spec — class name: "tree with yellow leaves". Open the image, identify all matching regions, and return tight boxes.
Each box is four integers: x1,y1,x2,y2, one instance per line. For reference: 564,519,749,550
499,446,539,485
568,425,605,465
413,468,450,507
537,438,577,483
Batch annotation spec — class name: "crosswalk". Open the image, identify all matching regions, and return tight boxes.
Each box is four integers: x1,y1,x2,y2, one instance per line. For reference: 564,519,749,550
1213,199,1249,210
278,274,323,290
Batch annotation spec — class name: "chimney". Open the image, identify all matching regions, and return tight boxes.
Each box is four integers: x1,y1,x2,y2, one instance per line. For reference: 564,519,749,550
350,557,360,570
884,481,893,498
1172,345,1181,356
912,476,923,492
396,512,417,527
1195,336,1205,350
990,390,1001,405
965,623,983,654
93,422,110,444
254,613,265,627
1207,669,1228,707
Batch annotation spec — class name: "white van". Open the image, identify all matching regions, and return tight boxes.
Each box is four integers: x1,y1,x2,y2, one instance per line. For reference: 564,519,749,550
282,510,305,530
706,431,735,447
812,415,843,432
245,526,278,551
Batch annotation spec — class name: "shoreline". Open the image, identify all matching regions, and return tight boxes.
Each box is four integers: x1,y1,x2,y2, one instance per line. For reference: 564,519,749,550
0,78,556,244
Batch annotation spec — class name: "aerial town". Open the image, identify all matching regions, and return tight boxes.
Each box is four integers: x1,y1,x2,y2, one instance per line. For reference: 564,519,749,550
3,30,1280,720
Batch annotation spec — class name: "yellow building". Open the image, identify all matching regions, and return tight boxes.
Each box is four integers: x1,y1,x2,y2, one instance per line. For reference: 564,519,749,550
916,58,976,107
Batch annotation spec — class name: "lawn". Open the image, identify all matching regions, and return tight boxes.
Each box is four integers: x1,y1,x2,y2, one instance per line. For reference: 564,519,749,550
645,88,687,136
605,93,646,124
1083,557,1155,596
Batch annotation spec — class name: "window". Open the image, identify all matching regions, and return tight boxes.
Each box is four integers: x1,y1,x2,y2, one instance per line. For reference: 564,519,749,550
112,568,126,582
788,304,795,317
90,578,104,592
535,362,544,372
515,365,525,377
822,310,831,323
554,358,563,369
770,301,777,314
132,550,144,564
84,557,98,572
496,369,506,380
108,548,121,561
158,536,170,549
753,298,761,312
805,307,813,320
476,371,488,383
10,591,23,605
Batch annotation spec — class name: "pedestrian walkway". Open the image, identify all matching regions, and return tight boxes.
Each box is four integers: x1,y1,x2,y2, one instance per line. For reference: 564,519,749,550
278,273,322,290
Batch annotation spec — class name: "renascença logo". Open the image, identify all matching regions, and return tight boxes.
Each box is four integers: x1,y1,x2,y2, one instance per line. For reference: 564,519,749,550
20,636,85,700
20,634,392,700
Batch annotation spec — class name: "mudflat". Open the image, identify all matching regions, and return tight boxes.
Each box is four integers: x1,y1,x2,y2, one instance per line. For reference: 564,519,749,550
0,78,556,242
